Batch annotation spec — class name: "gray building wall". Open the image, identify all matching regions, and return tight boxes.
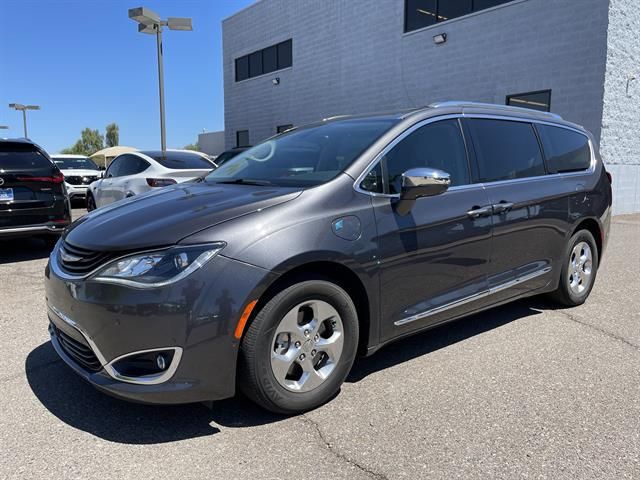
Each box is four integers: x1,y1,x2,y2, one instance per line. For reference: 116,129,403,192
599,0,640,214
223,0,638,213
198,130,225,156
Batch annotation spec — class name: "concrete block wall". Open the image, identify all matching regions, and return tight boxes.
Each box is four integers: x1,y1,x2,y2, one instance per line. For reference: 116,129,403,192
198,131,225,156
599,0,640,214
223,0,610,149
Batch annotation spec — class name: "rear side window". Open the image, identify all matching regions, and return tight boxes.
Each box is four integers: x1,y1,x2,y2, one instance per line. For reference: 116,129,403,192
467,119,545,182
384,119,470,194
537,125,591,173
145,152,213,170
118,156,150,176
0,143,53,170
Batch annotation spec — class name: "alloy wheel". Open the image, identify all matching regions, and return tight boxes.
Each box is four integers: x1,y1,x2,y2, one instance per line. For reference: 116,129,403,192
568,241,593,295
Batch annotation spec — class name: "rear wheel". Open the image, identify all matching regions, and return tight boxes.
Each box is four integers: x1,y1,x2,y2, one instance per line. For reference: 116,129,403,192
550,230,599,306
238,280,358,414
86,192,96,212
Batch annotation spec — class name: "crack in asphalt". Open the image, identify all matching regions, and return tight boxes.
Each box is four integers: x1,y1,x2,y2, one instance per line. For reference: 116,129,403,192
299,415,389,480
554,309,640,351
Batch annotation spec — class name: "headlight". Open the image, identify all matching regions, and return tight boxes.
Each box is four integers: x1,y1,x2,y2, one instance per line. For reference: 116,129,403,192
91,243,225,288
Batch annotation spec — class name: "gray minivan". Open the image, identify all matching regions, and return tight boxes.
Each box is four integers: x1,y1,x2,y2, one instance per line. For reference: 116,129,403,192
45,102,612,413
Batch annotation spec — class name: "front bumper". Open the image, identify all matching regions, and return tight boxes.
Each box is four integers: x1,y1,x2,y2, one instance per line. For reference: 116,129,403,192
45,248,273,404
65,184,89,198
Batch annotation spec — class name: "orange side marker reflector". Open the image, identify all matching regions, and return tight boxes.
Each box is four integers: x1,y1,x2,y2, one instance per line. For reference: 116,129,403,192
234,300,258,339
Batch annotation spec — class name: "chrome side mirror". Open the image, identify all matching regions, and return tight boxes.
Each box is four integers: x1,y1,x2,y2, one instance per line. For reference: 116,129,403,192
395,167,451,216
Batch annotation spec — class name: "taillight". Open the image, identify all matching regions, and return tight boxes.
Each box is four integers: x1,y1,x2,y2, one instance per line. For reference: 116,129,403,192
18,172,64,183
146,178,177,187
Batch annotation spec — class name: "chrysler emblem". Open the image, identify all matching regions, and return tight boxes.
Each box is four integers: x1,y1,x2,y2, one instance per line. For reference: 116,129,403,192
59,247,82,263
0,178,4,186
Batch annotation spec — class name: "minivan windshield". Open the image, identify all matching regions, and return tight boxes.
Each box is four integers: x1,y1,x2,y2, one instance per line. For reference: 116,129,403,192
53,157,99,170
205,119,397,187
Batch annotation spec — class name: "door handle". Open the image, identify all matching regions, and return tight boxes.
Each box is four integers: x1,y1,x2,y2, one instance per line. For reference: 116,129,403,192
467,205,493,218
493,202,514,214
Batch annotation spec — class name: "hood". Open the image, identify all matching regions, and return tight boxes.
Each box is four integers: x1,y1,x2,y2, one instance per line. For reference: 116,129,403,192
61,169,101,177
64,181,302,251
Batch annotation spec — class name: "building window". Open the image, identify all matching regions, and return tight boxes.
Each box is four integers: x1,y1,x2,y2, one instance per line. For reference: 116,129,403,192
506,90,552,112
277,124,293,134
404,0,514,33
235,39,293,81
236,130,250,147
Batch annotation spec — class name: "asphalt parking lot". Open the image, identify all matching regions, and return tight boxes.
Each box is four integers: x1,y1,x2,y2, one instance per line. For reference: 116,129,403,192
0,209,638,479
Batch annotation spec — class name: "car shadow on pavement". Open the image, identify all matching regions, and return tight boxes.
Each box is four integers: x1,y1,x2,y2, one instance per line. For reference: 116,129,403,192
26,298,544,444
0,237,53,264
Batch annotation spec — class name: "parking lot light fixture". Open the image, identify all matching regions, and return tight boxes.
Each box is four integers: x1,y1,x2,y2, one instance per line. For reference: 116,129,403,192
8,103,40,138
128,7,193,153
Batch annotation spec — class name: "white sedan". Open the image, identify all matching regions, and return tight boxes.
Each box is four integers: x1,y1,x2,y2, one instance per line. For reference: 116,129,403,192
87,149,216,210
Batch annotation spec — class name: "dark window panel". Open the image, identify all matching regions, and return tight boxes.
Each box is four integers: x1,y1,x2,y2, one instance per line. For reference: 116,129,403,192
405,0,437,32
277,124,293,134
277,39,292,69
236,130,250,148
248,51,263,78
537,125,591,173
360,162,384,194
506,90,552,112
468,119,545,182
472,0,512,10
263,45,278,74
235,56,249,81
438,0,472,22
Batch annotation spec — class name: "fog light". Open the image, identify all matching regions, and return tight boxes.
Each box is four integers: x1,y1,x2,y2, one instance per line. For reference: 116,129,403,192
156,354,167,370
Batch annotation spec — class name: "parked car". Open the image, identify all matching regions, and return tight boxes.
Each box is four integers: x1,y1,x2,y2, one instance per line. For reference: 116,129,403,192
0,139,71,244
213,147,250,167
51,154,102,200
45,102,611,413
86,149,216,210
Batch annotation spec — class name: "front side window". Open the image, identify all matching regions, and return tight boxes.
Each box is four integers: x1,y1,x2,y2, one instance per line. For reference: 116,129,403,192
106,156,124,177
384,119,470,194
207,119,397,188
537,125,591,173
467,119,545,182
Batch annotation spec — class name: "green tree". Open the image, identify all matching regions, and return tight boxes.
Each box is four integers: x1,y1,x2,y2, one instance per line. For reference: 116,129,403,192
105,123,119,148
62,128,104,156
183,142,200,151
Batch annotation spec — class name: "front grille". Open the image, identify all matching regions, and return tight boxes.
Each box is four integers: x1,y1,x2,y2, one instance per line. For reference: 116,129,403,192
65,175,98,186
51,323,102,371
58,240,118,276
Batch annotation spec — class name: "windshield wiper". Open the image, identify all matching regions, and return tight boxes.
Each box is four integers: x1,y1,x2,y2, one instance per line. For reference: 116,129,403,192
214,178,275,186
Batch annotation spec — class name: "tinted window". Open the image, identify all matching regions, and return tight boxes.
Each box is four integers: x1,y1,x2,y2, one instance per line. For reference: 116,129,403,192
0,143,53,170
236,130,250,148
360,162,383,194
537,125,591,173
235,56,249,81
249,51,263,77
118,156,150,176
263,45,278,74
215,149,245,167
277,39,292,69
404,0,513,32
141,151,213,170
206,119,397,188
384,119,470,194
507,90,551,112
467,119,545,182
53,157,99,170
106,156,124,177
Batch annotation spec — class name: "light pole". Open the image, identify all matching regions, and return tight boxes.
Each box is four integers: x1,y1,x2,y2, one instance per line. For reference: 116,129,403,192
128,7,192,153
8,103,40,138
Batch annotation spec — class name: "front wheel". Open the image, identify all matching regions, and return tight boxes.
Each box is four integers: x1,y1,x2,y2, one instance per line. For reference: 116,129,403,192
86,192,96,212
238,280,359,414
550,230,599,306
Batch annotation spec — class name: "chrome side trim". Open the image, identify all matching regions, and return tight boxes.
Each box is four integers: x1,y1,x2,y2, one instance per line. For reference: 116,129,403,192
394,266,552,326
105,347,183,385
49,304,109,366
353,113,596,198
0,225,65,234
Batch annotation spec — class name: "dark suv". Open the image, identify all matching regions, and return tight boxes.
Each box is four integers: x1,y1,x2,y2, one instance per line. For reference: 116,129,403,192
1,139,71,243
45,102,611,413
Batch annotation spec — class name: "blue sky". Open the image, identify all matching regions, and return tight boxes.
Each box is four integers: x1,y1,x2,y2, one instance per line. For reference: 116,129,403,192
0,0,254,153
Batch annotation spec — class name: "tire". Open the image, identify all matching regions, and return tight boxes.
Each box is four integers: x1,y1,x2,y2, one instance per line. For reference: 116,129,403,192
238,280,359,414
550,229,599,306
86,192,96,212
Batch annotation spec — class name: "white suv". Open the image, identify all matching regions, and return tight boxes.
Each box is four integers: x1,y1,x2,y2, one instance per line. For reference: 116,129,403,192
87,149,216,210
51,155,102,200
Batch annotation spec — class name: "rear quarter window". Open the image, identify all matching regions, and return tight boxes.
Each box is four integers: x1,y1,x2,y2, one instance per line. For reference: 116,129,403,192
467,119,545,182
0,143,54,170
537,125,591,173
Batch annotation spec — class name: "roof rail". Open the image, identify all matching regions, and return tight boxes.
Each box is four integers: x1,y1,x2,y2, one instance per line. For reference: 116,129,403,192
429,101,563,120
